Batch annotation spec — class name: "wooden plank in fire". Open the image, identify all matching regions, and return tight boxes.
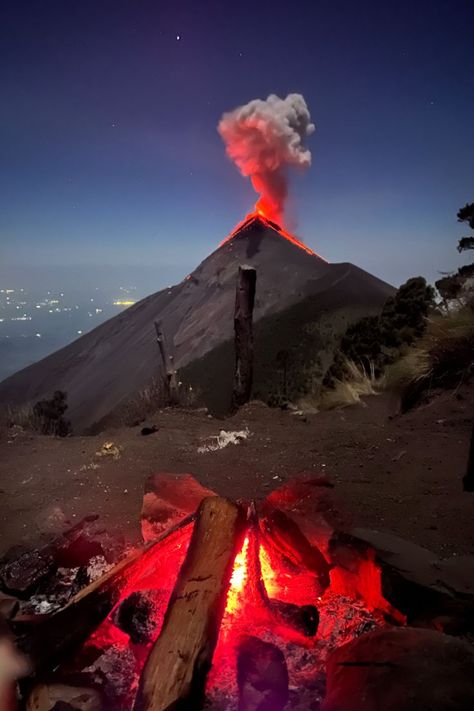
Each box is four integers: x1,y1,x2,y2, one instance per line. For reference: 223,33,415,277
134,496,246,711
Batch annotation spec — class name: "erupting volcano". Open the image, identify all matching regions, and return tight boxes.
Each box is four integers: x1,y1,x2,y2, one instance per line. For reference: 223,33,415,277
218,93,315,227
0,209,394,430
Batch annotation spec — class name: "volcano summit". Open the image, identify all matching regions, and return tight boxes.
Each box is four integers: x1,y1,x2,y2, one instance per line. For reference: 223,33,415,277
0,217,393,431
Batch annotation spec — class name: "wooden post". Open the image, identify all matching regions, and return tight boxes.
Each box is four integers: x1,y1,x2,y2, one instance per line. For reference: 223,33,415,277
154,321,179,406
231,266,257,411
463,421,474,492
134,497,246,711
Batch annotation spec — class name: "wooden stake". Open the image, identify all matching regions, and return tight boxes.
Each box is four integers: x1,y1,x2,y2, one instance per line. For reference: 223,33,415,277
231,266,257,411
134,496,246,711
154,321,179,406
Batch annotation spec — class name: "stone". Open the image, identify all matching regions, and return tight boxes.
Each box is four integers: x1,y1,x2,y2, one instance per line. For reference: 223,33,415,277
322,627,474,711
328,528,474,629
83,645,137,707
140,472,215,542
140,424,158,436
54,517,124,567
0,547,55,597
237,636,289,711
112,590,166,644
26,683,103,711
0,593,20,620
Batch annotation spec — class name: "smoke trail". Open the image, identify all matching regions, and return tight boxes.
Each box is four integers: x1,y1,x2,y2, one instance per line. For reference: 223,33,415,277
218,93,315,224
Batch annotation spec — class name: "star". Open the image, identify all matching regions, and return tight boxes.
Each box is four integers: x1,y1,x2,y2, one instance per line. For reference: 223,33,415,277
176,34,181,41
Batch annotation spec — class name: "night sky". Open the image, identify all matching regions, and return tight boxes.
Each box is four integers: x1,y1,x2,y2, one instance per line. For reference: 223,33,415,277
1,0,473,288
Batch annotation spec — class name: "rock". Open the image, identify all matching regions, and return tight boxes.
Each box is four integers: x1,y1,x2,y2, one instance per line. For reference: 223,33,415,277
26,683,103,711
0,593,20,620
83,645,137,707
140,424,158,436
0,547,55,597
140,472,215,542
328,528,474,629
237,636,289,711
322,627,474,711
54,517,124,567
112,590,166,644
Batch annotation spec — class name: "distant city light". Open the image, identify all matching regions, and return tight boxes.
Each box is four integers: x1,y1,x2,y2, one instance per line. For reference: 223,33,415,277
113,299,135,306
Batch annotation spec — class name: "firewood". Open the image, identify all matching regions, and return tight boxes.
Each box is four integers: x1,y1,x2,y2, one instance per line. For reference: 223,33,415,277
259,505,331,594
134,496,246,711
13,513,196,673
247,504,319,638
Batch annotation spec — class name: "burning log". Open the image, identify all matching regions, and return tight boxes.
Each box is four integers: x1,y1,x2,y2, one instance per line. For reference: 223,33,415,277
259,505,331,595
14,513,196,673
134,496,246,711
231,266,257,410
247,504,319,638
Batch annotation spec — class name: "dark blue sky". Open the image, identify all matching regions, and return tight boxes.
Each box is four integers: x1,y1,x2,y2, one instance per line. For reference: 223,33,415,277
1,0,473,288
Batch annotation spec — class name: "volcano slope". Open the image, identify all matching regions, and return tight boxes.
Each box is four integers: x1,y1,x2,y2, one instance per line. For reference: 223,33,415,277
0,216,394,432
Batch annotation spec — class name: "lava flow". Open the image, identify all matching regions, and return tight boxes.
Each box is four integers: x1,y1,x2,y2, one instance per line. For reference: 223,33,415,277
220,210,327,261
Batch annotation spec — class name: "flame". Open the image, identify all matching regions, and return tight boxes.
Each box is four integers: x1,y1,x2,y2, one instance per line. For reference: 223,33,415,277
226,536,249,614
220,211,327,261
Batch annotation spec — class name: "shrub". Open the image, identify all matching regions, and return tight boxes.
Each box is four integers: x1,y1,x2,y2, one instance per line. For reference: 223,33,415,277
384,305,474,409
32,390,72,436
325,277,435,386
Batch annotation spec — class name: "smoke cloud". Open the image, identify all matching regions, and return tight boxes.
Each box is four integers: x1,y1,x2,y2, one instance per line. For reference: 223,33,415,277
218,93,315,224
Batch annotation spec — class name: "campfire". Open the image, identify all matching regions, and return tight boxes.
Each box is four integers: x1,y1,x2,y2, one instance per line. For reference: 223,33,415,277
6,479,405,710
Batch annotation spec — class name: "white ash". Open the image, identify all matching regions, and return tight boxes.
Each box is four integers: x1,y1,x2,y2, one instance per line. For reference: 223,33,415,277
198,428,250,454
87,555,112,581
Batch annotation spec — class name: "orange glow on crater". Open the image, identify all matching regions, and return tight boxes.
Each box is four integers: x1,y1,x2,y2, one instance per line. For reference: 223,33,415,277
220,210,327,261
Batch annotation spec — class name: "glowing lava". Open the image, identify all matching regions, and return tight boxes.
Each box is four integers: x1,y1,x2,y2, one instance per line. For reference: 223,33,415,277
220,211,327,261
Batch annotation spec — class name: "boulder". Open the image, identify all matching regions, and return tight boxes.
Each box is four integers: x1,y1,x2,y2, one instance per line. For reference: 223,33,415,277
140,472,215,542
237,636,289,711
322,627,474,711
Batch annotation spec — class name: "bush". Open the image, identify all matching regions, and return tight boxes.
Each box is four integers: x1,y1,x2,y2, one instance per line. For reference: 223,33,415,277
384,305,474,409
32,390,72,436
325,277,435,386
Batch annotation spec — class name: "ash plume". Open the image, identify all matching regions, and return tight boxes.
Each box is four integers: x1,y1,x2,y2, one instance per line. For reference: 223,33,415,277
218,93,315,224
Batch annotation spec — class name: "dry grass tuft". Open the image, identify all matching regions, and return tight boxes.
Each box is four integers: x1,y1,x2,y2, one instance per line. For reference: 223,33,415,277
384,305,474,406
0,403,37,431
299,359,378,411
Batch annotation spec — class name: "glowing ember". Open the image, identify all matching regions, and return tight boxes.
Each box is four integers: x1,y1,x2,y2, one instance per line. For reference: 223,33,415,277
220,211,327,261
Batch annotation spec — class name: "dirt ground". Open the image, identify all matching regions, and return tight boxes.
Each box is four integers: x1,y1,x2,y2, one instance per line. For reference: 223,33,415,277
0,384,472,560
